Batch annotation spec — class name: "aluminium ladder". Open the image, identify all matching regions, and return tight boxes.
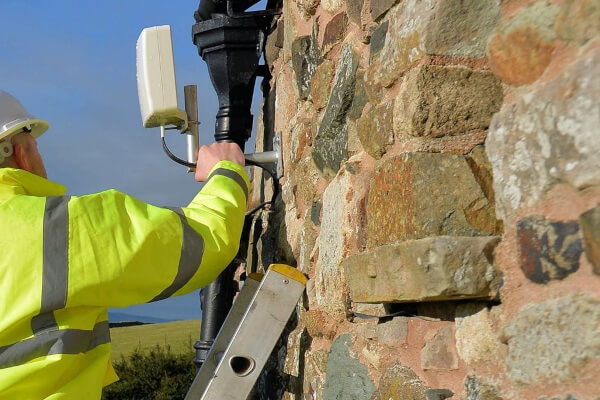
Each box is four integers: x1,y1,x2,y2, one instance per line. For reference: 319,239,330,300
185,264,307,400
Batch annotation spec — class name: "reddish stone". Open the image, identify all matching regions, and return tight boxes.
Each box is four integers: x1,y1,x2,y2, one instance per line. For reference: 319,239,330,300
322,12,348,54
421,326,459,370
488,25,555,86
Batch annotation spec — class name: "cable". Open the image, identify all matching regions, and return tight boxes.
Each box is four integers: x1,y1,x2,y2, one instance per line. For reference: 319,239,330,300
161,126,196,168
160,126,279,214
245,158,279,216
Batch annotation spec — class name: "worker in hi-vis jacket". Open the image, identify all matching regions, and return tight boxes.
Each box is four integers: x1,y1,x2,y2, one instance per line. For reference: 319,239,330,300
0,90,250,399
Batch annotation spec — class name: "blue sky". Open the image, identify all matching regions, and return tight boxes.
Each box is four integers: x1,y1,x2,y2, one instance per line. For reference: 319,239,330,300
2,1,265,320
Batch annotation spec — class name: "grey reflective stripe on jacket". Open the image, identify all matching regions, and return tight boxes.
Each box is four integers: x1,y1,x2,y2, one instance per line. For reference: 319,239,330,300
0,321,110,369
149,167,249,302
31,196,70,333
151,207,205,302
207,168,249,200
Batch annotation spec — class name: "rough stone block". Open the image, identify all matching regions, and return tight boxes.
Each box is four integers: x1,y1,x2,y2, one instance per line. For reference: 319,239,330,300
370,0,399,21
284,327,308,377
291,34,322,100
375,0,500,87
466,145,502,234
315,169,366,310
322,0,342,13
367,153,497,247
345,0,363,27
352,302,389,317
421,326,459,370
371,363,428,400
343,236,502,303
357,101,394,159
348,71,367,120
580,206,600,275
426,389,454,400
393,65,503,138
455,303,502,364
376,316,408,346
323,334,376,400
304,349,328,397
298,211,318,275
322,12,348,54
504,292,600,384
370,21,388,62
265,20,284,67
464,376,503,400
423,0,500,58
309,60,334,111
555,0,600,46
486,46,600,221
487,2,560,86
312,44,359,178
295,0,320,19
517,215,582,284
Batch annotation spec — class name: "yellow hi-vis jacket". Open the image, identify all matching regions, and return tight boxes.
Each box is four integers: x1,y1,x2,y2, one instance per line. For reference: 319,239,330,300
0,161,250,399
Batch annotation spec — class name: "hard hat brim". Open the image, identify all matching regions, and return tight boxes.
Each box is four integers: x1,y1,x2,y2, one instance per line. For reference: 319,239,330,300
0,118,49,142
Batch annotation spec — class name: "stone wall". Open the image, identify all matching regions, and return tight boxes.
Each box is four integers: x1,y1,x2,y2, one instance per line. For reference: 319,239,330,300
247,0,600,399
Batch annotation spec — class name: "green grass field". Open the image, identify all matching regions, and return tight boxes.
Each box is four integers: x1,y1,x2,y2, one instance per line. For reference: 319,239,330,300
109,319,201,360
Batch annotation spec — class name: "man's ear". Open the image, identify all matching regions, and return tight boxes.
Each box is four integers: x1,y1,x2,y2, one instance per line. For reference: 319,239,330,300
13,142,31,172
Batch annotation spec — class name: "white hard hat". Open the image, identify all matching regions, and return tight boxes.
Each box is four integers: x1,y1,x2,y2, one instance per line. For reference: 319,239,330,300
0,91,49,141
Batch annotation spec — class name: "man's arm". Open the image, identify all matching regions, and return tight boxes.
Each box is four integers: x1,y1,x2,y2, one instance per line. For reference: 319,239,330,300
63,142,250,308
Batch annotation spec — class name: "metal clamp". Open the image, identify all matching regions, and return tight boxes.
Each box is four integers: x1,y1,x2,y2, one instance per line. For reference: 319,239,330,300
244,133,283,179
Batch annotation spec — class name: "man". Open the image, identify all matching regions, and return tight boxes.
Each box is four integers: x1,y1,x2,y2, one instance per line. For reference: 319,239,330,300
0,90,249,399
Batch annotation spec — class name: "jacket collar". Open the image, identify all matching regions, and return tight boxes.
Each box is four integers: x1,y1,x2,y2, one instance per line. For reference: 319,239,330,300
0,168,67,198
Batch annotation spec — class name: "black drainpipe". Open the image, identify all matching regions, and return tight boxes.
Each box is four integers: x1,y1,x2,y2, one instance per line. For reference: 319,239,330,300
191,0,277,369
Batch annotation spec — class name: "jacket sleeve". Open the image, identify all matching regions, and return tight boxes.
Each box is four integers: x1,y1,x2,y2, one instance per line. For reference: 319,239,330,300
64,160,250,308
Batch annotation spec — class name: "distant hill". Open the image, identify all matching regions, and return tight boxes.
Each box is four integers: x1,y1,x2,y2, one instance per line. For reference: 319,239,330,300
109,319,201,360
108,311,171,324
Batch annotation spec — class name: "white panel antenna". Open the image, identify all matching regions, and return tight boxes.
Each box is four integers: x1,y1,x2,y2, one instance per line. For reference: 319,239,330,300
136,25,188,130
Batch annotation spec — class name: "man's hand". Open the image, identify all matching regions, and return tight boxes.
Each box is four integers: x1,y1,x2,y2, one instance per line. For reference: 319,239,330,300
194,142,245,182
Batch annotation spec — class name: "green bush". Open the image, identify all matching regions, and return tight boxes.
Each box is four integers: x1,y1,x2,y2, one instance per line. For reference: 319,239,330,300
102,345,196,400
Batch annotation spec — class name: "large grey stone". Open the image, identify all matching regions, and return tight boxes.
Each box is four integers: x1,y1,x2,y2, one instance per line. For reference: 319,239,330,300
393,65,503,138
343,236,502,303
504,292,600,384
486,47,600,221
312,44,359,178
366,153,497,247
291,33,322,100
323,334,376,400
